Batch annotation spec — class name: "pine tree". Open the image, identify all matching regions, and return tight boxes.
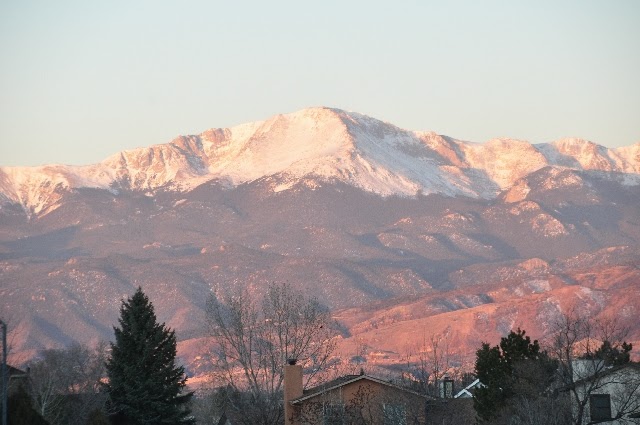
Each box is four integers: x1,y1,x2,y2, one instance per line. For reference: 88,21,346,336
588,340,633,366
106,287,194,424
474,342,510,421
474,328,556,422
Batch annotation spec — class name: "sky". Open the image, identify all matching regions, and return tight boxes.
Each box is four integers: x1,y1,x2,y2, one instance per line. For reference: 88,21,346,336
1,1,639,167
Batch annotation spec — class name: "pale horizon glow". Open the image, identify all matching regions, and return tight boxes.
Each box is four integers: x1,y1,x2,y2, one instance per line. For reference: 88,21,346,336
1,1,639,167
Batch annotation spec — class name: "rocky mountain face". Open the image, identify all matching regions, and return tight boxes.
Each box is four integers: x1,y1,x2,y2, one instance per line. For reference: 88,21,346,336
1,107,639,373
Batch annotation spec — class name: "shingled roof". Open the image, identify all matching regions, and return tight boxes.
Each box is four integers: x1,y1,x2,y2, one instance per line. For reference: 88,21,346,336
291,373,431,404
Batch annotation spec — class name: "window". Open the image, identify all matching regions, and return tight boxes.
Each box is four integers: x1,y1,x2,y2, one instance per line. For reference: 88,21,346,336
383,403,406,425
590,394,612,421
323,403,345,425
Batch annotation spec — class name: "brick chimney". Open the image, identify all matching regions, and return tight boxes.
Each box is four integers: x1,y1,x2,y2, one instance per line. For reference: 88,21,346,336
284,359,303,425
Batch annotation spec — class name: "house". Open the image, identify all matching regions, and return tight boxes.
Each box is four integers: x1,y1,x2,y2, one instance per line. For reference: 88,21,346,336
571,362,640,424
2,364,29,396
406,378,483,425
284,361,432,425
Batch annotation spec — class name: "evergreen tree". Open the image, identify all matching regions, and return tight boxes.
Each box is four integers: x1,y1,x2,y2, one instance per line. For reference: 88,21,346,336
474,328,556,422
587,340,632,366
474,343,510,421
106,287,194,424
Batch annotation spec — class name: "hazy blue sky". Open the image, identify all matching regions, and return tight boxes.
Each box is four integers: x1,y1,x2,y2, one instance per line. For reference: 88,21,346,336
1,1,639,166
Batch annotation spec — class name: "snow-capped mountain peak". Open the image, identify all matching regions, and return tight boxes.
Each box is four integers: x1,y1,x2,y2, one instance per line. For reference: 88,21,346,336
1,107,639,214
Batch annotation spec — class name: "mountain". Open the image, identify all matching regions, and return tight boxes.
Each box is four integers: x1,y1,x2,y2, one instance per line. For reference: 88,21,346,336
1,107,639,215
1,107,639,373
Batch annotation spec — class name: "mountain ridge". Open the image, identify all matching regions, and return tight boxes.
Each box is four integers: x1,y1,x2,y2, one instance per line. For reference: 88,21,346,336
1,107,639,215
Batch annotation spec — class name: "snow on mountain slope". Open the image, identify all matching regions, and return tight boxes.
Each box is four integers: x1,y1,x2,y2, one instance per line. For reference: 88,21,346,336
1,107,639,214
206,108,355,184
457,138,549,189
336,111,487,197
0,164,117,215
610,143,640,174
536,138,615,170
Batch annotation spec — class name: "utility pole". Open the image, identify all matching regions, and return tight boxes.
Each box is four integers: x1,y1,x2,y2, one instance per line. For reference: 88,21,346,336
1,320,6,425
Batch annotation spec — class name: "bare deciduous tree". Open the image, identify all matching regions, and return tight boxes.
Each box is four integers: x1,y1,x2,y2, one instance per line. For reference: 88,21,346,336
506,394,572,425
402,329,461,396
205,282,337,425
28,342,108,425
548,313,640,425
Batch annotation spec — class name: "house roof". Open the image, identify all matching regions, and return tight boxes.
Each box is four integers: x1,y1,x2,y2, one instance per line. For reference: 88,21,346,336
291,373,431,404
572,362,640,387
6,365,28,378
454,378,484,399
